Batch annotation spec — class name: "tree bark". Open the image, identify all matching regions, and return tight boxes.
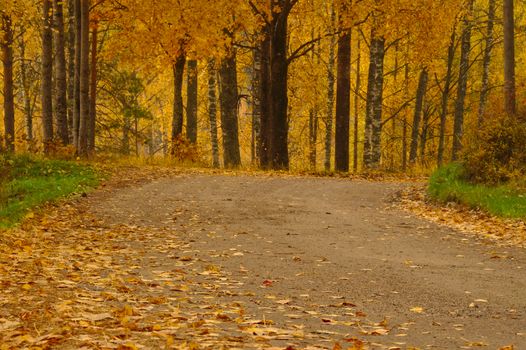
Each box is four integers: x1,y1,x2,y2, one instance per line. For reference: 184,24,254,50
186,59,198,143
452,0,474,161
88,21,97,153
364,34,385,169
219,51,241,167
1,14,15,152
259,29,271,168
207,60,220,168
335,30,351,172
53,0,69,145
19,34,33,143
478,0,496,126
324,5,336,172
409,68,429,164
77,0,90,156
437,31,456,167
503,0,516,115
67,0,75,143
73,0,81,148
171,53,186,145
251,47,261,164
353,38,361,172
308,109,318,170
42,0,54,152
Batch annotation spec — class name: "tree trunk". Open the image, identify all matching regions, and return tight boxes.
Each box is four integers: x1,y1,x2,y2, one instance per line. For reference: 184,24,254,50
364,34,385,169
1,15,15,152
171,53,185,146
207,60,220,168
251,47,261,164
324,5,336,172
42,0,54,152
53,0,69,145
402,63,409,171
353,38,361,172
269,1,290,170
186,59,198,143
19,34,33,143
73,0,81,148
88,21,97,153
259,29,271,168
419,104,431,165
503,0,516,115
452,0,474,161
335,30,351,172
478,0,496,126
437,31,456,167
309,109,318,170
77,0,90,156
409,68,429,164
67,0,75,143
219,52,241,167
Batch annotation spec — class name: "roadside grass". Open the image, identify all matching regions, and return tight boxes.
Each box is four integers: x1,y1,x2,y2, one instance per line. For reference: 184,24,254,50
0,154,101,228
428,163,526,219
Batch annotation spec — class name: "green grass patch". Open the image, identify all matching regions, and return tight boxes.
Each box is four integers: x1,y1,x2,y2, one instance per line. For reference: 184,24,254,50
428,163,526,219
0,154,101,228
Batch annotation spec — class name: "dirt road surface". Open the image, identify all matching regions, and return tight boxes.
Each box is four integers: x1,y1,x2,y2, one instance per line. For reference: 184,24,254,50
88,173,525,349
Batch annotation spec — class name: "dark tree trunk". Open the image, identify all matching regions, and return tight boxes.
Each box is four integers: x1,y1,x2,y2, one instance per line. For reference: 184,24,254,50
73,0,81,148
402,63,409,171
251,47,261,164
268,1,291,170
42,0,54,152
324,5,336,171
171,54,186,146
438,31,456,167
207,60,220,168
88,21,97,153
53,0,69,145
219,52,241,167
363,34,385,169
478,0,496,126
335,30,351,172
1,15,15,152
308,109,318,170
259,29,271,168
19,35,33,143
452,0,474,161
186,59,198,143
409,68,429,164
353,38,361,172
420,104,431,165
77,0,90,156
503,0,516,115
67,0,75,143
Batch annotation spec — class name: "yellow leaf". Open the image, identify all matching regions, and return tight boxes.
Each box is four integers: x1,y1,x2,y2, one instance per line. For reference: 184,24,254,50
410,306,424,313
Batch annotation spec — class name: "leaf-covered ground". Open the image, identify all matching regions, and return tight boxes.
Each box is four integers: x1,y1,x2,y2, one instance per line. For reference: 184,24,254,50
0,169,524,349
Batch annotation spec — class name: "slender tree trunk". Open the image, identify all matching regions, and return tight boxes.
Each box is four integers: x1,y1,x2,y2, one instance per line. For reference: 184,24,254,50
186,59,198,143
503,0,516,115
309,109,318,170
324,5,336,171
53,0,69,145
438,31,456,167
219,51,241,167
364,34,386,169
1,15,15,152
478,0,496,126
259,29,271,168
87,21,97,153
251,47,261,164
269,2,290,170
19,35,33,143
452,0,474,161
402,63,409,171
171,54,186,146
335,30,351,172
409,68,429,164
42,0,54,152
207,60,220,168
419,104,430,165
67,0,75,143
77,0,90,156
353,38,361,172
73,0,81,148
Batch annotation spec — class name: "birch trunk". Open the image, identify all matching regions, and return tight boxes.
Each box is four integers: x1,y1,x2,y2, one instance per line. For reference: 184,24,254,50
409,68,429,164
477,0,496,126
186,59,198,143
207,60,220,168
324,5,336,171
